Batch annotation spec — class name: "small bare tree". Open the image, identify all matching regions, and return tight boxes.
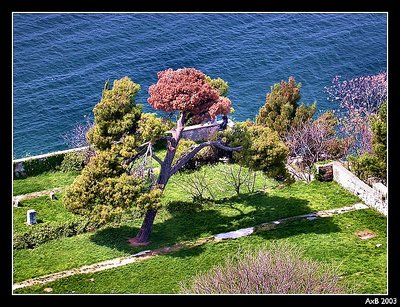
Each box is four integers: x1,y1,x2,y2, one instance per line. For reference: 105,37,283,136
284,112,351,182
63,116,95,161
219,165,258,196
178,169,215,203
246,170,257,194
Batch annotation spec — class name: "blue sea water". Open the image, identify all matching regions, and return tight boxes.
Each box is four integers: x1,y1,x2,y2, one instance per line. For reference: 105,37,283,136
13,13,387,159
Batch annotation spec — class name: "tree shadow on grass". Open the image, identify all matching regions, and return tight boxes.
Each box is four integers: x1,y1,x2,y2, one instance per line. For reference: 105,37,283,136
90,193,340,256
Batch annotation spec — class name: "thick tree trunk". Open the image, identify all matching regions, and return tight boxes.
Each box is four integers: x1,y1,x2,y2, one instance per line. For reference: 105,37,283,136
131,113,186,245
131,112,241,245
132,208,158,244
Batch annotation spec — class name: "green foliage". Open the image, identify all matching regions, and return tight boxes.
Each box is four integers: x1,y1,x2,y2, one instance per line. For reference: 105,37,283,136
205,75,229,96
222,122,289,178
292,103,317,128
371,101,387,163
255,76,316,136
348,101,387,183
87,77,142,152
64,77,151,225
64,152,145,225
136,187,164,212
13,216,95,250
60,151,87,172
15,154,65,177
137,113,174,144
348,154,386,183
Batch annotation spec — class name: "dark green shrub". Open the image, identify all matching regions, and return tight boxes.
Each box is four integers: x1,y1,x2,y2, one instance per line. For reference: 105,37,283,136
221,121,289,179
13,217,97,250
15,154,65,177
63,77,154,226
63,150,146,224
347,101,387,184
60,151,87,172
348,154,385,184
255,76,316,137
165,200,203,214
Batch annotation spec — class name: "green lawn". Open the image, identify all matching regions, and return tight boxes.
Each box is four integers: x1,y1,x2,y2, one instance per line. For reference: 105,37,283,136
13,167,360,283
13,193,77,234
12,163,386,294
13,171,79,196
14,209,387,294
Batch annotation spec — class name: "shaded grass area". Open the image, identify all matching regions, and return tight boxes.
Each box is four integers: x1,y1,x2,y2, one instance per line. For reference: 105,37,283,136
13,177,360,283
13,171,79,196
15,209,387,294
163,163,359,209
13,194,77,234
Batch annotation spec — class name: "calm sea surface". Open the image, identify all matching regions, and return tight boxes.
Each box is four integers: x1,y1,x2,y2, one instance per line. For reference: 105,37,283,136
13,13,387,159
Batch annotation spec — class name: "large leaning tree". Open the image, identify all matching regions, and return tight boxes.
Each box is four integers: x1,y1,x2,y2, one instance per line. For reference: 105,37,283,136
134,68,241,244
64,68,241,245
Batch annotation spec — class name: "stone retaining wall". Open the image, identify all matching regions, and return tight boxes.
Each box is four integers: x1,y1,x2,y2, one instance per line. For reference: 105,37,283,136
317,161,387,216
181,122,221,141
179,119,234,141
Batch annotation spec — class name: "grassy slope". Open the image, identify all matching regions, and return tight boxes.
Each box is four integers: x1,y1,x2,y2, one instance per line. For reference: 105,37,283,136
15,209,387,294
13,171,79,196
13,193,77,234
12,162,386,294
13,175,360,283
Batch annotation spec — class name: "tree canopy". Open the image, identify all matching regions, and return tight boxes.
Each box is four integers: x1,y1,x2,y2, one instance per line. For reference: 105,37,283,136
256,76,316,137
222,121,289,179
148,68,231,124
65,68,242,245
64,77,149,224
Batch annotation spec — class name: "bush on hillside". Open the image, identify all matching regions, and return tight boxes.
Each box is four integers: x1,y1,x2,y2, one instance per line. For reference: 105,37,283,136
181,242,347,294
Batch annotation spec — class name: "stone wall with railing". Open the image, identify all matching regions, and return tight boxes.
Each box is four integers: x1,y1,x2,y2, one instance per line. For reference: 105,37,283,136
316,161,387,216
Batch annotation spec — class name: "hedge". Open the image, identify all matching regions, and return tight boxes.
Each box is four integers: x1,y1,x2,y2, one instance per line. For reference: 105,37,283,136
13,147,90,178
13,217,98,250
20,154,65,177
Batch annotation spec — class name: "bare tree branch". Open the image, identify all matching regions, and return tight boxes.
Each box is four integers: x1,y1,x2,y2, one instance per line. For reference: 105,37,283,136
152,154,163,165
122,141,154,169
170,142,241,176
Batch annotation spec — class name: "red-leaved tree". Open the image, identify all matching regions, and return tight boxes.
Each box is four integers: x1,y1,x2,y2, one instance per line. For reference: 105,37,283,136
131,68,241,245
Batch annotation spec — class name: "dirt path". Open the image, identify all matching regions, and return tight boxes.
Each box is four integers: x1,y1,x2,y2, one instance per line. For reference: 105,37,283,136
12,202,369,291
13,187,64,205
